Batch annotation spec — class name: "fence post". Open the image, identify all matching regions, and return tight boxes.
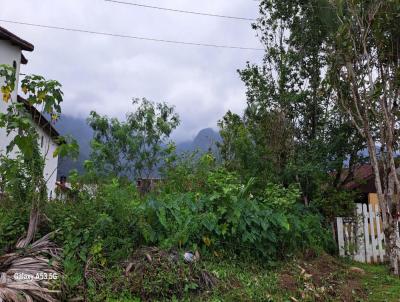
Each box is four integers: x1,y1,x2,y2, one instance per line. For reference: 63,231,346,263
375,204,384,262
355,203,365,262
362,204,372,263
369,204,378,262
337,217,345,257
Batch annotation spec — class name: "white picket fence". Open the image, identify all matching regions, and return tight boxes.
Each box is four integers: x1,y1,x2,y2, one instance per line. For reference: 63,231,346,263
336,203,399,263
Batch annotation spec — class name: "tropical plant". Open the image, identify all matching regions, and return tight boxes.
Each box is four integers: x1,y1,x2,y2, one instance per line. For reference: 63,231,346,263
0,65,78,299
0,64,78,247
138,166,331,260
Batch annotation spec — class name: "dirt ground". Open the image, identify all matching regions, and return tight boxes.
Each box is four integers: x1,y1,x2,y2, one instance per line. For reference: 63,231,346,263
278,253,367,301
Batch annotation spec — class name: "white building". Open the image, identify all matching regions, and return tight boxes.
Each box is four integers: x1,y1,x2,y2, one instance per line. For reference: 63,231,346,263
0,26,60,197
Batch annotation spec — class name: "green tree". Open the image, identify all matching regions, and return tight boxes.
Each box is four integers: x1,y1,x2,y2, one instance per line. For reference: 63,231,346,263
326,0,400,274
242,0,400,274
218,111,256,180
218,0,366,204
87,97,179,180
218,109,293,186
0,64,78,247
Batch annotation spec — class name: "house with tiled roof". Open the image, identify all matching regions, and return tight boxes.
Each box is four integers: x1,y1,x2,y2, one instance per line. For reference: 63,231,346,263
340,163,400,209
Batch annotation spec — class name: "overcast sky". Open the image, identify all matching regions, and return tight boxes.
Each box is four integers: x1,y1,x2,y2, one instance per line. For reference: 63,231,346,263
1,0,263,141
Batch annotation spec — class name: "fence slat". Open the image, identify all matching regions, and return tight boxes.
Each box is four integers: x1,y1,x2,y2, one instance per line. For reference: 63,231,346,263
375,204,384,262
337,217,345,257
355,203,365,262
369,205,378,262
344,222,350,255
362,204,372,263
336,203,393,263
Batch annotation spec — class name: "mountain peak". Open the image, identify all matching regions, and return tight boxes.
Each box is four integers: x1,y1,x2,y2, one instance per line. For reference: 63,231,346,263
176,128,221,154
193,128,221,147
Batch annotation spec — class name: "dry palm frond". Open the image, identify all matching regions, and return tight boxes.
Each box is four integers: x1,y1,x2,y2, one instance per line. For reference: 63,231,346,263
0,232,62,302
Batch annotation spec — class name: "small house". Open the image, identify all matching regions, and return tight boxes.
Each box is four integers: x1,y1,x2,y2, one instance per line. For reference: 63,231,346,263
341,164,388,208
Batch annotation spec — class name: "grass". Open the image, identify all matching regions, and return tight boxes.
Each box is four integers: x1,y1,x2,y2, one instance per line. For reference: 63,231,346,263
191,258,281,302
89,255,400,302
89,255,286,302
356,262,400,302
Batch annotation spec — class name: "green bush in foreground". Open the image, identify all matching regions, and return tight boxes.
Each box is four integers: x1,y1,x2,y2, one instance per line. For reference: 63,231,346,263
0,154,333,299
138,168,333,261
43,180,139,294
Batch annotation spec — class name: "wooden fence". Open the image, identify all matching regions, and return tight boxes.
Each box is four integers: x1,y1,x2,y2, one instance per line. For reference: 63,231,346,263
336,203,400,263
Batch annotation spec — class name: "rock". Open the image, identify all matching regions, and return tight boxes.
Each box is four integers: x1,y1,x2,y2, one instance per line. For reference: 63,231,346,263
184,252,195,263
183,251,200,263
349,267,365,275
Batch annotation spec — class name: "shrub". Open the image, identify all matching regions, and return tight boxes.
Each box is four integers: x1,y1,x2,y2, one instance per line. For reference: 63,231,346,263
313,187,357,222
138,168,332,261
43,179,139,295
160,152,217,194
0,205,28,252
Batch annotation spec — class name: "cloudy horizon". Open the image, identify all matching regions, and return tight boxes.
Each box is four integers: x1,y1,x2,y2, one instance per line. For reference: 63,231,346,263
1,0,263,142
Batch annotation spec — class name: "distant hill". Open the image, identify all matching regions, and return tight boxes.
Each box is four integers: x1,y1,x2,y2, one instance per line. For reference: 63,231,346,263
177,128,221,154
56,115,92,177
55,115,221,178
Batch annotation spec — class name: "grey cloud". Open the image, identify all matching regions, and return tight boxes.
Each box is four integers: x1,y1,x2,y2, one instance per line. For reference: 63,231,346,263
2,0,263,141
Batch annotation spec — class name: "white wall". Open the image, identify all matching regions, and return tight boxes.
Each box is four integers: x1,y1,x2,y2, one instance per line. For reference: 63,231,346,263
0,40,21,102
0,40,21,156
35,125,59,198
0,39,59,197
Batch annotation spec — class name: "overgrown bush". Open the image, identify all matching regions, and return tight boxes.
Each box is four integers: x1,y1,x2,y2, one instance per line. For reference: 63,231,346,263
0,204,28,252
43,179,139,295
0,151,44,251
138,166,333,261
0,151,333,300
313,187,357,222
160,152,217,193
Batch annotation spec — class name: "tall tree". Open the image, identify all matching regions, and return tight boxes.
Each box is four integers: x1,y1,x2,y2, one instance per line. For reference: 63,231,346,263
245,0,400,274
219,0,365,202
218,108,293,185
327,0,400,274
87,98,179,180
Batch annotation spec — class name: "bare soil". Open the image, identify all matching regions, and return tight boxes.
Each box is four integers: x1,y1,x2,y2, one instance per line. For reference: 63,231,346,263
278,253,366,301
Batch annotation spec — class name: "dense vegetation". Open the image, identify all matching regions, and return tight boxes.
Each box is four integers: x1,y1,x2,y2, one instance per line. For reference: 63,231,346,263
0,70,335,300
1,0,400,301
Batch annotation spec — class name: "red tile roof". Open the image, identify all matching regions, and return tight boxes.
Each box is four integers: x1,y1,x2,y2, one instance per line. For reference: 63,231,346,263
341,164,375,191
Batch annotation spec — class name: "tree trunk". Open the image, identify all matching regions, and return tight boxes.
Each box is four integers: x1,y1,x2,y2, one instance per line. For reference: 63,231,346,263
364,131,400,274
16,205,39,248
385,204,400,275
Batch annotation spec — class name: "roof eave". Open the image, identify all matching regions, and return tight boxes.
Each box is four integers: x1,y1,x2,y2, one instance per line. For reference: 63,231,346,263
0,26,34,51
17,95,61,143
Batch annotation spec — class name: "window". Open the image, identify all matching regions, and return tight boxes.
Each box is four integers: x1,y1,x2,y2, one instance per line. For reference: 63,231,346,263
41,136,44,148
